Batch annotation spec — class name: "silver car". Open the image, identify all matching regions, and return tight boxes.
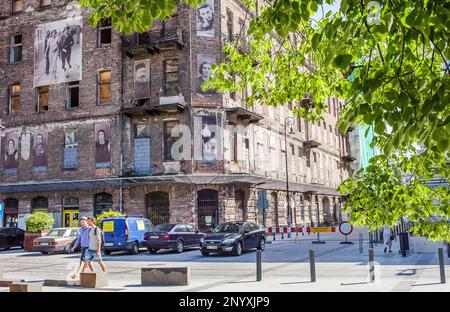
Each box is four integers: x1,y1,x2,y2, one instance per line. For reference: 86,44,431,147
33,228,80,254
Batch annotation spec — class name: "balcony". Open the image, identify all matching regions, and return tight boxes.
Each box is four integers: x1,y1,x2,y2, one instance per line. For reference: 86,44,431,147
123,27,185,57
225,107,263,125
303,139,321,148
223,34,251,54
122,96,186,116
341,154,356,162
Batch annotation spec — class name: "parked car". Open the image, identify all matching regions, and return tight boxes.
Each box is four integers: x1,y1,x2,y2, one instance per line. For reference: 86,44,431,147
143,223,205,254
33,227,80,254
0,227,25,250
101,216,153,255
200,221,265,256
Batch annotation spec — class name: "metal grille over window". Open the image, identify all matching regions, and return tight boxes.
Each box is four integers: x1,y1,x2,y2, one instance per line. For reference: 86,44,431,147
146,192,170,225
197,189,219,232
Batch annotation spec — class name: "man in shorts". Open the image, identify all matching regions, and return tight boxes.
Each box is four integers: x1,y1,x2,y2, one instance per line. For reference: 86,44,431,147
83,216,107,273
71,217,93,278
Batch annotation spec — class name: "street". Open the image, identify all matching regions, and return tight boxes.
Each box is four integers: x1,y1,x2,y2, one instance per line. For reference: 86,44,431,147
1,232,449,292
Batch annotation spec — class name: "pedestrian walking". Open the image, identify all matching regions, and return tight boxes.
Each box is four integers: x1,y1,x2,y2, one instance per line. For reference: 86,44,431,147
83,216,107,273
70,217,93,279
383,226,393,253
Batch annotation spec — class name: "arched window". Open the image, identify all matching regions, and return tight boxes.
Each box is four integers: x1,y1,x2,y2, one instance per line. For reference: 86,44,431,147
197,189,219,232
31,196,48,212
146,192,170,225
94,193,112,217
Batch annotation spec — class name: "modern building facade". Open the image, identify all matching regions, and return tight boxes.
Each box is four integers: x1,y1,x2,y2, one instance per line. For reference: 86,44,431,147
0,0,350,231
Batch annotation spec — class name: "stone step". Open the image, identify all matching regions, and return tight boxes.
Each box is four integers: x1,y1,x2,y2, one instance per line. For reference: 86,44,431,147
80,272,108,288
10,282,43,292
44,279,80,287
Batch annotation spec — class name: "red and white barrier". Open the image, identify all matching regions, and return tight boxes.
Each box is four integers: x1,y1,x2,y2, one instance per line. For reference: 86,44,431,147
264,226,337,235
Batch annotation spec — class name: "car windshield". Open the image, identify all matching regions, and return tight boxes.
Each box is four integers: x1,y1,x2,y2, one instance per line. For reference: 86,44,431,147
154,224,175,232
212,223,242,233
46,229,68,237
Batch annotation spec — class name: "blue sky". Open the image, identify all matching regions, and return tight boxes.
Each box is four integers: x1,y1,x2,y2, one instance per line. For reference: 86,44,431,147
312,1,341,21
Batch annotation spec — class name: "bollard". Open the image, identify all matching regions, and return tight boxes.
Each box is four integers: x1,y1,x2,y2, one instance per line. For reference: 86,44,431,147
281,231,284,239
256,250,262,281
438,248,446,284
359,234,363,253
368,248,375,283
273,232,276,241
309,249,316,282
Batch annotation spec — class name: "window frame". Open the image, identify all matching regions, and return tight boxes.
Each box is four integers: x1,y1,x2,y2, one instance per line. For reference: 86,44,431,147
9,82,21,115
97,18,112,47
10,34,23,64
40,0,52,7
12,0,24,14
163,119,179,161
163,58,180,96
64,129,78,149
36,85,49,112
66,81,80,109
97,69,112,105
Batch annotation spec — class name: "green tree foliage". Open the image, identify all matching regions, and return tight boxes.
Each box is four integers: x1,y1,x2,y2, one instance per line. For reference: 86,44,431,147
95,210,125,227
25,211,55,233
80,0,449,240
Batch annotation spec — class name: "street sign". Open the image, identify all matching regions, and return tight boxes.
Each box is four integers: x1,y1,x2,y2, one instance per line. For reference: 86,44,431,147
0,202,4,218
339,221,353,235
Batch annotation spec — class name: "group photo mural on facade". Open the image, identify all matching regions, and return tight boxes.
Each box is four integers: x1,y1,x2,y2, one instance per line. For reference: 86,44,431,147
3,131,20,170
196,0,214,37
197,54,216,94
95,123,111,167
134,59,151,100
32,129,49,168
34,17,83,87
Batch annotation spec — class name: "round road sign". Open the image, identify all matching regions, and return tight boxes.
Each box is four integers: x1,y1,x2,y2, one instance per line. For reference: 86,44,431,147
339,221,353,235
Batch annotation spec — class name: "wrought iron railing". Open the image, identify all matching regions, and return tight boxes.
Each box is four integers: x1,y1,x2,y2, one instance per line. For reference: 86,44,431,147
122,27,184,47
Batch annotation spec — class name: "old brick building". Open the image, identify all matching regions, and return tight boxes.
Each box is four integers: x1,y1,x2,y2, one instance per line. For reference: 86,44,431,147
0,0,351,231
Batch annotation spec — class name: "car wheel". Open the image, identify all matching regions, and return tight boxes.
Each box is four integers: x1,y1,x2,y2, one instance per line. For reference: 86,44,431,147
130,243,139,255
201,250,209,256
257,238,266,251
41,252,48,255
232,242,242,256
148,248,158,254
104,250,111,256
175,240,184,253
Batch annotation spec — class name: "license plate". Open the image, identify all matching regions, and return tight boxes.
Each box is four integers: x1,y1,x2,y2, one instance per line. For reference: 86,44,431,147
104,243,113,246
40,243,49,246
150,236,159,239
206,245,218,250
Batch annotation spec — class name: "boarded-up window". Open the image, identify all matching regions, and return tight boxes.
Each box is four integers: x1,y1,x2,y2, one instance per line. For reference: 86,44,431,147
164,59,179,96
41,0,52,7
98,70,112,104
37,86,49,111
10,34,22,63
10,83,20,115
67,81,79,108
13,0,23,13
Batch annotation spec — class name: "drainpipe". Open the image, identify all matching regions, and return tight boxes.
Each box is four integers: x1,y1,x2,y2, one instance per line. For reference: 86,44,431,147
119,34,125,214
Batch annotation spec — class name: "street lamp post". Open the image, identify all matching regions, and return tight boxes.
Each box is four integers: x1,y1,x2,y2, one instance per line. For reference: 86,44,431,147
284,117,295,238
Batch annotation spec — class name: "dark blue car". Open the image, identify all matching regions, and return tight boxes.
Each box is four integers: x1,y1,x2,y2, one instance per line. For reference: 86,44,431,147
101,216,154,255
143,223,205,253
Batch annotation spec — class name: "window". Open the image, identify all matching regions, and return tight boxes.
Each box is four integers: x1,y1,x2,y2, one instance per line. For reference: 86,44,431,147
98,18,112,47
10,34,22,63
9,83,20,115
66,81,79,108
163,120,179,161
164,59,179,96
226,10,233,40
135,123,150,138
37,86,49,112
41,0,51,7
64,130,78,148
12,0,23,13
98,70,112,105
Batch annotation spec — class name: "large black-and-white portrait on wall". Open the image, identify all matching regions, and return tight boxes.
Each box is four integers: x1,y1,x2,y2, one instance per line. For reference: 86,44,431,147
196,0,214,37
34,17,83,87
197,54,216,93
134,59,151,100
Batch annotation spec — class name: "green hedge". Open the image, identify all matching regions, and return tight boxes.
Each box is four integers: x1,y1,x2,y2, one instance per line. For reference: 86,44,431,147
25,211,54,233
96,210,125,227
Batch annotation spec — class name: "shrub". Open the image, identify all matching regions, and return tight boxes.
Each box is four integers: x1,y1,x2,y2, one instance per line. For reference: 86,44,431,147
25,211,54,233
96,210,125,227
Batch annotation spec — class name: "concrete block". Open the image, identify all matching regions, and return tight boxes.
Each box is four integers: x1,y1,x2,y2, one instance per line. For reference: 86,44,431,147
80,272,108,288
0,279,25,287
44,279,80,287
10,282,43,292
141,266,190,286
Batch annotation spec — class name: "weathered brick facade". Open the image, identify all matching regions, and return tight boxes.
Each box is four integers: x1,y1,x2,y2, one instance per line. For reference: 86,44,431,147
0,0,350,231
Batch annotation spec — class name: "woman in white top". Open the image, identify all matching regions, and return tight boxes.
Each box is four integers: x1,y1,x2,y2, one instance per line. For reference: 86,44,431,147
383,226,393,253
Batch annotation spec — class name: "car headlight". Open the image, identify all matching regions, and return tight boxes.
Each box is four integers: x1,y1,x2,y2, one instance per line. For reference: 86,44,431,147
222,239,235,245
